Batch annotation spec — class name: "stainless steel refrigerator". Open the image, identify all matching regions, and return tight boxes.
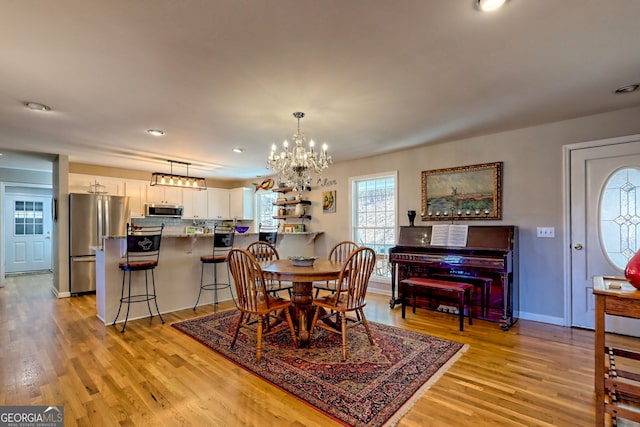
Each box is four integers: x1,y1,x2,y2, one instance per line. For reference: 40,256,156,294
69,193,130,294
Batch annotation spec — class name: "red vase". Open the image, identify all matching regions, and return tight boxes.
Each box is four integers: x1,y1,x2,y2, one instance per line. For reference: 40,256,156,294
624,251,640,289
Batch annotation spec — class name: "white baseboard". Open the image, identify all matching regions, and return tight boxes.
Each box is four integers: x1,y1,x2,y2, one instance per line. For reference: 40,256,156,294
53,286,71,298
368,284,567,327
517,311,565,326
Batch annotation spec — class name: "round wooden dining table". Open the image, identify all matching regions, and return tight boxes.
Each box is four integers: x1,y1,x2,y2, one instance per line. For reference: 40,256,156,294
260,259,343,346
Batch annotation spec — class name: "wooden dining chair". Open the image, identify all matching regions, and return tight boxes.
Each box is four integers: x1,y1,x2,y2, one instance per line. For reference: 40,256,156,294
246,241,292,298
309,246,376,361
313,241,359,298
227,248,298,363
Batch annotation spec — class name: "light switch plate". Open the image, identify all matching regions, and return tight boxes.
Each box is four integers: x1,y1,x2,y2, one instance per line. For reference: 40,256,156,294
536,227,555,238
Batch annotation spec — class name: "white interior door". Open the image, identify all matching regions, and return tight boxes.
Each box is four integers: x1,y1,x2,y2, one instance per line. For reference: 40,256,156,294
570,136,640,335
3,195,52,273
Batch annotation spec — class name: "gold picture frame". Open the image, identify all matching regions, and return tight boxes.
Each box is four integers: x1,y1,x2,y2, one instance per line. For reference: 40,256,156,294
421,162,503,221
282,223,295,233
322,190,336,213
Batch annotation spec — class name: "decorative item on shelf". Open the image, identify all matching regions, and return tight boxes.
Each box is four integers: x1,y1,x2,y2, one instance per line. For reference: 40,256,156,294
266,111,332,192
624,250,640,289
294,202,306,216
424,206,492,220
282,223,295,233
150,160,207,190
407,210,416,226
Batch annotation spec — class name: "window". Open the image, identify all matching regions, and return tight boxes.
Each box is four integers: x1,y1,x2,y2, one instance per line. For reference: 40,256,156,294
255,190,278,228
14,200,44,236
600,167,640,270
350,172,397,279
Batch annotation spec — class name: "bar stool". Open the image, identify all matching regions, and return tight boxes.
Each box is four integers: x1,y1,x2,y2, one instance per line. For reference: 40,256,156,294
113,223,164,333
258,222,278,245
194,224,235,312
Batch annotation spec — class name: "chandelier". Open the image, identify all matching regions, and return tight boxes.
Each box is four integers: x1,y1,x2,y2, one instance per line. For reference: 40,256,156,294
266,112,332,192
150,160,207,190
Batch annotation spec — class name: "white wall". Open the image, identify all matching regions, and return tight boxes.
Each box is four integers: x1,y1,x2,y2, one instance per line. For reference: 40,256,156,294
306,105,640,324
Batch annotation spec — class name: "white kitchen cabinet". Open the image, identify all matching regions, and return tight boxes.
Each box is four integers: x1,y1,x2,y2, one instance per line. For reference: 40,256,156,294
124,180,147,217
146,185,182,205
207,188,230,220
69,173,124,195
229,187,254,220
182,189,209,219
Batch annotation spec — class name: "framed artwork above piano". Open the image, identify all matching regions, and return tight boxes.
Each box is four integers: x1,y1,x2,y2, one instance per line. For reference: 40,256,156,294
421,161,503,221
390,225,518,330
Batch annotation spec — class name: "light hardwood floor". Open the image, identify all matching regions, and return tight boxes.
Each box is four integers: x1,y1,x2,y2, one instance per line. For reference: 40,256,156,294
1,273,635,426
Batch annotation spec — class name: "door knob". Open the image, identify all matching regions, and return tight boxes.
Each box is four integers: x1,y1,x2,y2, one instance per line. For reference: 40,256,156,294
574,243,583,250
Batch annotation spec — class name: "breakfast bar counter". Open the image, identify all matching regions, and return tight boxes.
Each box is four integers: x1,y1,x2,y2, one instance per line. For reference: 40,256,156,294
95,232,322,324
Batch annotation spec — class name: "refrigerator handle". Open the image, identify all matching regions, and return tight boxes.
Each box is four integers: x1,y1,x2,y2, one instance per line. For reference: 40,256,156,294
104,196,110,242
97,196,104,250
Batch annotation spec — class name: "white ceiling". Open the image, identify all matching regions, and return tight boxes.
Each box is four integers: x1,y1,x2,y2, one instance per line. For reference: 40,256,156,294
1,1,639,179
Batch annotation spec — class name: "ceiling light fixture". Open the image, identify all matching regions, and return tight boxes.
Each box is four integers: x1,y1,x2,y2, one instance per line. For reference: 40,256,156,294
150,160,207,190
267,111,332,192
232,147,245,153
147,129,166,136
614,84,640,94
24,102,51,112
475,0,507,12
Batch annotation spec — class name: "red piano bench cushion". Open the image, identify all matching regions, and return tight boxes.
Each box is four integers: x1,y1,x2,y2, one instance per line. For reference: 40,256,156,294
400,277,473,331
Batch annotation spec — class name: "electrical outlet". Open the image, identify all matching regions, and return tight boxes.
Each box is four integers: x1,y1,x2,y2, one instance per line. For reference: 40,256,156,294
536,227,555,238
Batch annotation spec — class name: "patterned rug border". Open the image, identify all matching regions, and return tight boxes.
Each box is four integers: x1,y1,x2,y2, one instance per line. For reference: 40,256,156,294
172,309,468,427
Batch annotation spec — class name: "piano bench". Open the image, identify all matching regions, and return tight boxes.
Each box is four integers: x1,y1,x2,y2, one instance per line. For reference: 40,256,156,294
400,278,473,331
431,274,493,318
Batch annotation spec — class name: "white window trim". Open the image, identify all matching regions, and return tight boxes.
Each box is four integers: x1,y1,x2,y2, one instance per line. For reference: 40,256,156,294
349,170,398,284
254,189,278,229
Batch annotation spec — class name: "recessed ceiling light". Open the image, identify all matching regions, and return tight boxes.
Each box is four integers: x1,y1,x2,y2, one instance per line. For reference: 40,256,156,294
24,102,51,112
147,129,166,136
614,84,640,94
475,0,508,12
232,148,245,153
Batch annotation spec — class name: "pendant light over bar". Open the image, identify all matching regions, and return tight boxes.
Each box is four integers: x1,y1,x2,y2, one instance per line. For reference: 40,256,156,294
150,160,207,190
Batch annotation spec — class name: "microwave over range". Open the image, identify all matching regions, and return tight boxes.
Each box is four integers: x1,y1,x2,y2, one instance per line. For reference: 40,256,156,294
145,203,184,217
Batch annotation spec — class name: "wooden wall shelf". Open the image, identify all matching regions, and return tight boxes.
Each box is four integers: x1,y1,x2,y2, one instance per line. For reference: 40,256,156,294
272,215,311,220
272,200,311,206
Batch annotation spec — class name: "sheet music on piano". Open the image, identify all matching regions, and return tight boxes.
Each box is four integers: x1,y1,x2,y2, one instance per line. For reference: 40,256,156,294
430,224,469,246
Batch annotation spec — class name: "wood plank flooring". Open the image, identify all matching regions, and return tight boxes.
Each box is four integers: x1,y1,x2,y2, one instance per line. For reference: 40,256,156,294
0,273,636,426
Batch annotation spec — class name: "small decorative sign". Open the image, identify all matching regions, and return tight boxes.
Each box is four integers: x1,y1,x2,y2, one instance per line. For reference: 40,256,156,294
322,190,336,213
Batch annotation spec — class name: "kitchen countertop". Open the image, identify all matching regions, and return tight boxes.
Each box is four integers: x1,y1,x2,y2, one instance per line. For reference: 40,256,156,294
104,231,322,239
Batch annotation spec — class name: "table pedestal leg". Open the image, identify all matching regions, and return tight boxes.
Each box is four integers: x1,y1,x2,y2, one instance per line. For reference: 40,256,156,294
292,281,313,346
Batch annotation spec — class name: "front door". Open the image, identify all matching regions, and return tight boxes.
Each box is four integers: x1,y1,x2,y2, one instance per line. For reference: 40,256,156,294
3,195,52,274
570,135,640,335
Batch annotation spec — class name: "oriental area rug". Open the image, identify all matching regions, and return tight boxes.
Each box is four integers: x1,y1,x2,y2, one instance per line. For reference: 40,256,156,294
172,310,467,427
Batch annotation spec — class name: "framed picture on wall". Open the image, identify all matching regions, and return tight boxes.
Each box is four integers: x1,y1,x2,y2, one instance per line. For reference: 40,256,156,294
282,223,295,233
322,190,336,213
421,161,503,221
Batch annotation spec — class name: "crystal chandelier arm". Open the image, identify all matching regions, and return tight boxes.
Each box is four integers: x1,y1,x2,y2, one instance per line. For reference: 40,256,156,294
266,111,330,192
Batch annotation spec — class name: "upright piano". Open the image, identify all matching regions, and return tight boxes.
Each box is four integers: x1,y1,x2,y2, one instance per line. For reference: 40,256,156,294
389,225,518,330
